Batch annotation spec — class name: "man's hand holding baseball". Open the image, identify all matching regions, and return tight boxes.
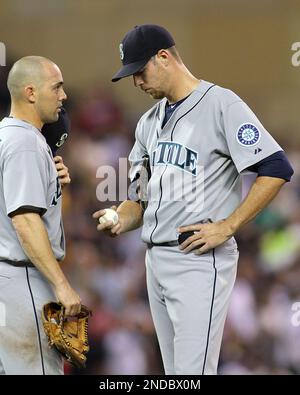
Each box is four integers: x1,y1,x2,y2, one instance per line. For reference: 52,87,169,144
92,206,123,236
93,201,143,237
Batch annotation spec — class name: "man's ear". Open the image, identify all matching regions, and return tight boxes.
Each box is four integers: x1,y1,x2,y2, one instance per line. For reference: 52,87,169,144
157,49,169,66
24,84,36,103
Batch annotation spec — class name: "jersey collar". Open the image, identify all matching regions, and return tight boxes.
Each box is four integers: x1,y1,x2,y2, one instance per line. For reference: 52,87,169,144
1,117,47,144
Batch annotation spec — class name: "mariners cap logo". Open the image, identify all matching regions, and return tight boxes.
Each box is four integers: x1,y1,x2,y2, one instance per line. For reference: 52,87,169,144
119,43,124,61
237,123,260,146
56,132,68,148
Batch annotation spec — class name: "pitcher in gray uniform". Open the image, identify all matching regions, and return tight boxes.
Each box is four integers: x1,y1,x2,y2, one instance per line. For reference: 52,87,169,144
93,25,294,374
0,56,81,375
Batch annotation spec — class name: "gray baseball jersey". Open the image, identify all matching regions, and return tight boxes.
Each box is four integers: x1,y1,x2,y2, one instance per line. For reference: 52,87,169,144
0,117,65,261
129,80,282,244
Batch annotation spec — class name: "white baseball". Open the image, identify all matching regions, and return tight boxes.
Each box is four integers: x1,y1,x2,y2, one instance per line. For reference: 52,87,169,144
99,209,119,226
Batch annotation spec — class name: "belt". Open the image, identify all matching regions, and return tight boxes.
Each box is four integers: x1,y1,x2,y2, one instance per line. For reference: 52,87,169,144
146,219,213,248
147,240,179,248
1,260,35,268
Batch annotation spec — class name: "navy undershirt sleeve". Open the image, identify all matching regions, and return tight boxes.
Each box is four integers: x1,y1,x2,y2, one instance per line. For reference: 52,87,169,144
247,150,294,181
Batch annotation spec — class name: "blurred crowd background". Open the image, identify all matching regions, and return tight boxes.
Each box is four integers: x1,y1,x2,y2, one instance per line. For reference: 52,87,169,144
1,0,300,375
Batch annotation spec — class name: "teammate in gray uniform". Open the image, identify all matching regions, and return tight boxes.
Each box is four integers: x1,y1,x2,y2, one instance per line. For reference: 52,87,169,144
93,25,294,374
0,56,81,375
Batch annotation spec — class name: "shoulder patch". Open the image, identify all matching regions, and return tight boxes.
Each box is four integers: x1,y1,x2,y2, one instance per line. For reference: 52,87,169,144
236,123,260,146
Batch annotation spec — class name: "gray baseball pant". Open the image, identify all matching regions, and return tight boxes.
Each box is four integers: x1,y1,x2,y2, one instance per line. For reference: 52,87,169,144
145,238,238,375
0,262,63,375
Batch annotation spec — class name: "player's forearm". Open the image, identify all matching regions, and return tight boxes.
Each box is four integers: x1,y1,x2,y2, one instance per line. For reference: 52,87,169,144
225,176,286,234
11,212,69,287
117,200,144,233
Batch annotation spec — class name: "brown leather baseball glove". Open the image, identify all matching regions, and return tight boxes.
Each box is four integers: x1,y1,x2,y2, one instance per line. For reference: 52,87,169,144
42,302,91,369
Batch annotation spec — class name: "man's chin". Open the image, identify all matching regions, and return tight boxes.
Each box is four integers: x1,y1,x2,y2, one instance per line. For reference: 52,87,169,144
43,113,59,124
149,91,164,100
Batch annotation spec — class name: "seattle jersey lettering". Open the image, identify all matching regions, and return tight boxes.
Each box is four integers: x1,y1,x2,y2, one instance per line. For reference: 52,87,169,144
152,141,198,175
51,177,62,206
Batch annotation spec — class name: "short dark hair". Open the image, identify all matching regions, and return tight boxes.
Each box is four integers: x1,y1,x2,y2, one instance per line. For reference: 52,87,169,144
167,46,182,64
150,46,182,66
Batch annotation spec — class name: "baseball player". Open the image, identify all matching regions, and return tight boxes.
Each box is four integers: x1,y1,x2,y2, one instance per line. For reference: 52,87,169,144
93,25,294,375
0,56,81,375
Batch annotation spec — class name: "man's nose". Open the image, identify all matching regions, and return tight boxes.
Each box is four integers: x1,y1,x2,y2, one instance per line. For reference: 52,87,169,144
61,89,67,101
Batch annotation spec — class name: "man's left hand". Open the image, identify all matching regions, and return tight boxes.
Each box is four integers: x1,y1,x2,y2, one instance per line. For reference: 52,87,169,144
178,220,235,254
54,156,71,188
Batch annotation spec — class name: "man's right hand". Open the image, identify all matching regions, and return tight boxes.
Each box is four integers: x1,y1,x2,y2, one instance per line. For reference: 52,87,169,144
54,282,82,316
92,205,123,237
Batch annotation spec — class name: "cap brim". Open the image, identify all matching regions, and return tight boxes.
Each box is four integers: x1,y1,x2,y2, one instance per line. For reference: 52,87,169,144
111,59,149,82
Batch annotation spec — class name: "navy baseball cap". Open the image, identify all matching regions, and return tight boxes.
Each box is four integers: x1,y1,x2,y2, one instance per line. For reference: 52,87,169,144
42,107,70,155
111,24,175,82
